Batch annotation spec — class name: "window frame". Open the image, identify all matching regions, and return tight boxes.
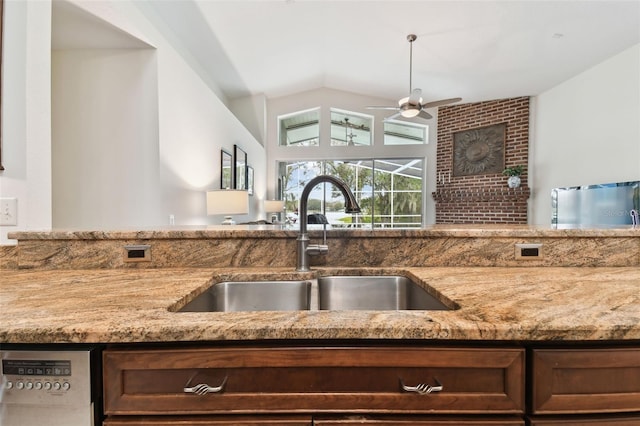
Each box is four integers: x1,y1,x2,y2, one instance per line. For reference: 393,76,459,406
277,107,321,147
278,158,424,229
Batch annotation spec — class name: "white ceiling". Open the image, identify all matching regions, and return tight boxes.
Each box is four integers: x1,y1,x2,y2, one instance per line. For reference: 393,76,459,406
55,0,640,105
146,0,640,104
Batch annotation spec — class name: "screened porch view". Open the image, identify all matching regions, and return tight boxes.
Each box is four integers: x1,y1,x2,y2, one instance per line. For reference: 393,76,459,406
278,159,424,229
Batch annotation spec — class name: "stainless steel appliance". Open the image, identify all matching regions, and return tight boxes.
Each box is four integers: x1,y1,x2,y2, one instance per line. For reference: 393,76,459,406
0,346,102,426
552,180,639,227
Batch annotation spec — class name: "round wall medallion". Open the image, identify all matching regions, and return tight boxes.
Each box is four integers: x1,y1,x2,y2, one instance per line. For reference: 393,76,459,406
453,123,505,176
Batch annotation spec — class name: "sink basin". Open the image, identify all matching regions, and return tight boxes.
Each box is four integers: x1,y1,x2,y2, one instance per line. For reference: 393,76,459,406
317,275,451,311
178,280,312,312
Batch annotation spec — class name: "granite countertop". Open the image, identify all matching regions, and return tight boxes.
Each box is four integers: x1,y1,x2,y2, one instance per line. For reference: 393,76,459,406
8,224,640,240
1,266,638,344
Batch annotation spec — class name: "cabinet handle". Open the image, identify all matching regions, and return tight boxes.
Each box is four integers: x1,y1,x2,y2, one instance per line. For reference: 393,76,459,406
183,376,228,395
400,377,443,395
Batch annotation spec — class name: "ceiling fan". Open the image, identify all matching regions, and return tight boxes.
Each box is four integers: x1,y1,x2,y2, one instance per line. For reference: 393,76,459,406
367,34,462,121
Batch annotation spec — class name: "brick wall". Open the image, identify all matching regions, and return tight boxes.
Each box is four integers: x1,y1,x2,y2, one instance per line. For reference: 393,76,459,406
434,97,530,224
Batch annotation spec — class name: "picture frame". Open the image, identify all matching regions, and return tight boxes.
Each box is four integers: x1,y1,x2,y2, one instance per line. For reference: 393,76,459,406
247,166,254,196
220,149,232,189
233,144,248,190
452,123,506,177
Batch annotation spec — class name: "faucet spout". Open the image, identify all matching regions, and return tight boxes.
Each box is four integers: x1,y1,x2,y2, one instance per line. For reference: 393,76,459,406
296,175,361,272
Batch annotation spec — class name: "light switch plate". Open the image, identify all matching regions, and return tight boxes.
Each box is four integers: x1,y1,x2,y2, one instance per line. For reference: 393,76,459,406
0,198,18,226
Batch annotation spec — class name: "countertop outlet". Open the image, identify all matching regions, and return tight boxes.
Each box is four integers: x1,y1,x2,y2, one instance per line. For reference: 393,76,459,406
515,243,543,260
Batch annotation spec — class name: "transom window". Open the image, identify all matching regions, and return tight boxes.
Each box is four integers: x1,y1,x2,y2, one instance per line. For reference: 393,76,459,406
278,108,427,147
384,120,427,145
330,109,373,146
278,108,320,147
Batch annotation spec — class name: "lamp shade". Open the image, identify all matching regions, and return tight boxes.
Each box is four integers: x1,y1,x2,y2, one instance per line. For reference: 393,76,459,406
264,200,285,213
206,190,249,216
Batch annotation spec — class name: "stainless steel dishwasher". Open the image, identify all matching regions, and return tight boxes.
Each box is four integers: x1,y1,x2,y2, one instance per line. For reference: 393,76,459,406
0,345,102,426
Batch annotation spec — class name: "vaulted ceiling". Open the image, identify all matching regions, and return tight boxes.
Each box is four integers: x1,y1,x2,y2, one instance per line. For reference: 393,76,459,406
141,0,640,104
54,0,640,106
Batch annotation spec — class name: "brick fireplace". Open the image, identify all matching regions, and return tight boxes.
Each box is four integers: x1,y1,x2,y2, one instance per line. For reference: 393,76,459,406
434,97,530,224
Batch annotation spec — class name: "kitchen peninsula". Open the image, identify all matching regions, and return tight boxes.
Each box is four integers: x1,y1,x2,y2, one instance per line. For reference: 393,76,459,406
1,225,639,425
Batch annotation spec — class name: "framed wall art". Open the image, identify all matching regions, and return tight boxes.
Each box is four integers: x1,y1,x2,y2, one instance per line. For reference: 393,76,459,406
247,166,254,196
453,123,506,177
234,144,247,190
221,150,232,189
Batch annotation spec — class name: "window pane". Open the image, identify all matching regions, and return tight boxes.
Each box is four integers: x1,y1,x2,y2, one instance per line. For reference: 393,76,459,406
279,159,423,229
372,159,423,228
279,108,320,147
324,160,371,228
278,161,323,218
383,120,427,145
330,109,373,146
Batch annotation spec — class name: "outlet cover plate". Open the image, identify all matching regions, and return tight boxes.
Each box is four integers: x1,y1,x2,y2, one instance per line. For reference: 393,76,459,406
0,198,18,226
515,243,543,260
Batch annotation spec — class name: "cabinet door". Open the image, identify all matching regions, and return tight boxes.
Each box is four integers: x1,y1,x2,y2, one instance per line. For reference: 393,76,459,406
103,415,312,425
104,346,524,415
528,414,640,425
313,414,525,425
531,347,640,414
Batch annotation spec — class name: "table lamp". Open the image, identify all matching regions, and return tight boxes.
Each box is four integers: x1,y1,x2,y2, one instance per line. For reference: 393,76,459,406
206,190,249,225
264,200,285,223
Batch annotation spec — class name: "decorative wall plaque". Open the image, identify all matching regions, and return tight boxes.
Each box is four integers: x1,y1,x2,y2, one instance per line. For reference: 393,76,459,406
453,123,505,176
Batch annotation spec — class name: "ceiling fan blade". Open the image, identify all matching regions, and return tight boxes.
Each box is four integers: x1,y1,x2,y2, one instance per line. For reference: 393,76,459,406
383,112,402,122
421,97,462,109
417,110,433,120
408,88,422,104
366,106,400,110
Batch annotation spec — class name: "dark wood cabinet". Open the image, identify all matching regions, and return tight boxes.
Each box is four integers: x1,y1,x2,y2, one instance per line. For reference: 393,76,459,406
528,414,640,425
103,346,524,416
103,344,640,425
102,414,312,425
313,415,525,425
531,348,640,414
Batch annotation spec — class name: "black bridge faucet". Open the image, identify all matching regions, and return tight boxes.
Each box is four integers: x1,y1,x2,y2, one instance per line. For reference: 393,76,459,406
296,175,361,272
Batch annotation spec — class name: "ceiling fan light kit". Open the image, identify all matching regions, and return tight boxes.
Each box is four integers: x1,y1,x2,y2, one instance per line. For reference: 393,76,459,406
368,34,462,121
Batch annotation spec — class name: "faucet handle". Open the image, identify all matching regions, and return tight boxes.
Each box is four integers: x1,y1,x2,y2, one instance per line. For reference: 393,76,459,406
306,244,329,256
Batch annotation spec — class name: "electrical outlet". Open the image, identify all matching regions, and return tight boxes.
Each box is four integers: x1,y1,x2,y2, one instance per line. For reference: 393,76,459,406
123,244,152,263
0,198,18,226
515,243,543,260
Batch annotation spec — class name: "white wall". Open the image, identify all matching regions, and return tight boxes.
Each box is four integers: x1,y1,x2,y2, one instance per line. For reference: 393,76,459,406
0,0,52,244
530,43,640,224
52,49,162,229
2,2,636,241
1,0,267,243
230,94,268,146
150,21,266,225
265,87,439,224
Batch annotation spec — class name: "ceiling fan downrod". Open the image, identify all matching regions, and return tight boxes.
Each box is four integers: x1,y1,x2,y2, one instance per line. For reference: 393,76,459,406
407,34,417,94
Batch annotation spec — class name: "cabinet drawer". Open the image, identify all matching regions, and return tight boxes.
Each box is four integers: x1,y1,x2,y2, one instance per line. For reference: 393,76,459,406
528,414,640,425
103,414,312,425
314,415,525,425
104,346,524,415
531,347,640,414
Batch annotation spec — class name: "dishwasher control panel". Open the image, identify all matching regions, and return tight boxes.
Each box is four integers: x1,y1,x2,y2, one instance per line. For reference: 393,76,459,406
0,350,91,406
3,359,72,392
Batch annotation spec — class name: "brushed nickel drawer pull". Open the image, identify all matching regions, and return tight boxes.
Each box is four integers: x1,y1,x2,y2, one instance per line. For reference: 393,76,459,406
400,377,443,395
184,376,228,395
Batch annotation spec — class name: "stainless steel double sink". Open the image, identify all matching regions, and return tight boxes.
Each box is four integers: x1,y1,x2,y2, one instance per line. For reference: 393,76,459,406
177,275,453,312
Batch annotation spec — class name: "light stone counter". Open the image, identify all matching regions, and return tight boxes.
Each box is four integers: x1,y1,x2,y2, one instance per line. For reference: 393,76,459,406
8,224,640,240
1,266,638,344
4,225,639,269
